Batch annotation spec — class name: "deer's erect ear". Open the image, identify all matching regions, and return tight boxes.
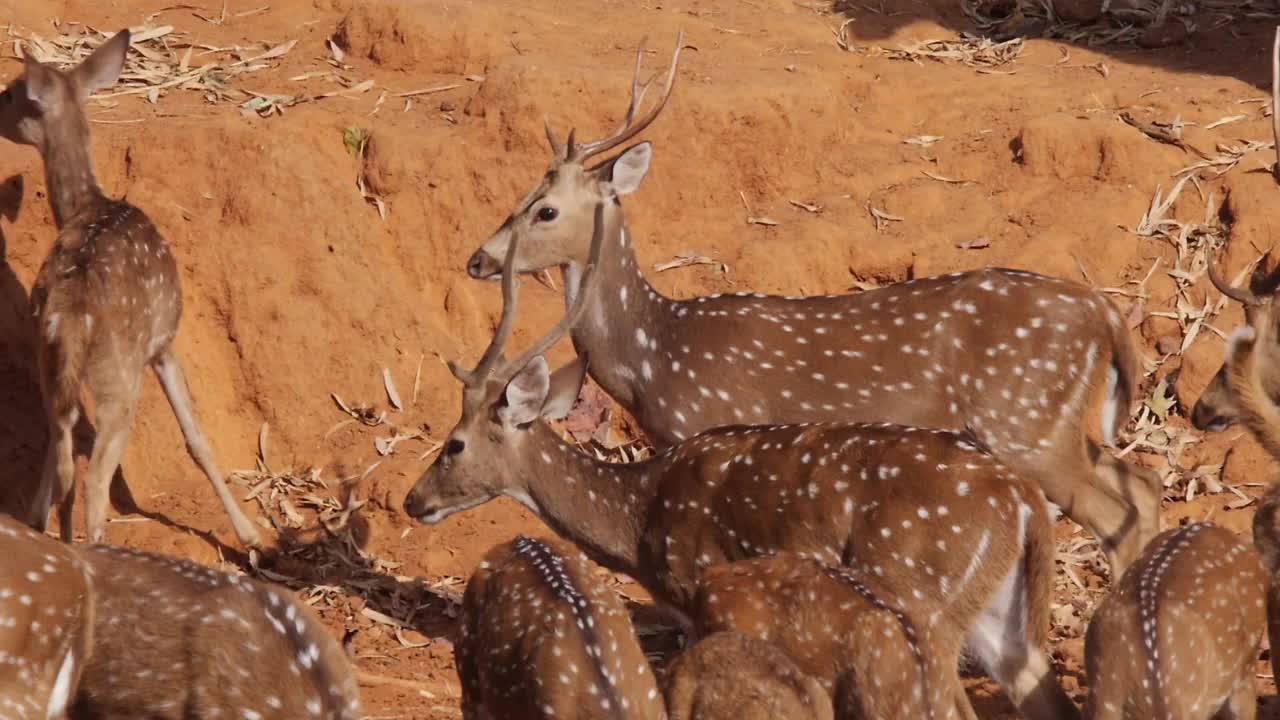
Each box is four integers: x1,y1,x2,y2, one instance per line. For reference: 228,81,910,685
540,354,589,421
594,142,651,196
499,356,551,428
22,57,58,109
73,30,130,97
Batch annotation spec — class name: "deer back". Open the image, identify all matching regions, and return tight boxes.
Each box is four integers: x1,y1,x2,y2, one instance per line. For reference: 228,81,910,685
0,514,93,720
663,631,832,720
637,423,1048,621
691,553,956,720
1084,523,1265,720
71,545,359,720
457,535,664,720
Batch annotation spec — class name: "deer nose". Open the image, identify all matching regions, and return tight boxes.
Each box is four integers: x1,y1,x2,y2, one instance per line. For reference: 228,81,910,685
1190,401,1233,432
466,249,500,279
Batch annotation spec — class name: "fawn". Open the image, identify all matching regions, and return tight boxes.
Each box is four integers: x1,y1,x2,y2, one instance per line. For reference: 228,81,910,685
0,513,93,720
1083,522,1265,720
405,201,1078,720
66,542,359,719
462,33,1158,577
689,553,970,720
457,534,665,720
663,631,833,720
0,30,261,548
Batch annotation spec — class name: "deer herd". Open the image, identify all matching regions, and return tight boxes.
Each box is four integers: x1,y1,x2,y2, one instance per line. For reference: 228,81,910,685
1,18,1280,720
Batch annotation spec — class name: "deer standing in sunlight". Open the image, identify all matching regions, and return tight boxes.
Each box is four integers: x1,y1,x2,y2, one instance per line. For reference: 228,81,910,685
0,513,94,720
461,33,1159,576
457,534,665,720
405,202,1079,720
0,30,261,548
1083,521,1265,720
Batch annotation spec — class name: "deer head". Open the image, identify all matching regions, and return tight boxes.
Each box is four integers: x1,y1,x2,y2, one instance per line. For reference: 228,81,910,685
464,33,683,280
0,30,129,149
404,201,612,523
1190,250,1280,431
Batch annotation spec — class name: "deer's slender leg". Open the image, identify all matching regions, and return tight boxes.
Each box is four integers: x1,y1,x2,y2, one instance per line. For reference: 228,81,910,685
151,347,262,549
82,390,136,544
50,411,77,541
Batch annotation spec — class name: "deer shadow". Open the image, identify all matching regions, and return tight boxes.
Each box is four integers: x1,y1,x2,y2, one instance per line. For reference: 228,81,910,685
832,0,1277,91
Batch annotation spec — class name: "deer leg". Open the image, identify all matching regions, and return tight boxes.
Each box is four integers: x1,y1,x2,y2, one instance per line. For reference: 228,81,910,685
1088,441,1162,555
151,348,263,550
82,392,136,545
1218,681,1257,720
966,560,1079,720
1019,449,1142,578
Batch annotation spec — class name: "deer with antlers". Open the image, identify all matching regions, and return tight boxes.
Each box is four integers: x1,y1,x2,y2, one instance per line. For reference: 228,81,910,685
0,30,261,548
461,33,1158,576
457,534,665,720
1083,521,1265,720
405,202,1078,720
688,553,971,720
0,514,94,720
664,631,833,720
65,543,359,719
1197,251,1280,690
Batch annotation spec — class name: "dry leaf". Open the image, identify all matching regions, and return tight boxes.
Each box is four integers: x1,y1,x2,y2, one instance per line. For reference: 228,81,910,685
957,236,991,250
564,385,612,444
788,199,823,213
654,251,729,275
904,134,943,146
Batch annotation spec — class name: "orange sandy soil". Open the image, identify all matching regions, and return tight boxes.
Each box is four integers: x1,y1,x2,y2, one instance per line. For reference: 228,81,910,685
3,0,1280,717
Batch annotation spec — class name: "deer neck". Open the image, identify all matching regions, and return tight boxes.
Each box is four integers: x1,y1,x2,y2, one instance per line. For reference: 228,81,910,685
512,422,661,580
565,213,670,410
39,115,106,229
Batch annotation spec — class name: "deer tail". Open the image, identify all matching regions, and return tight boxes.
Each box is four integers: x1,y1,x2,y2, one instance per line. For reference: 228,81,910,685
1021,489,1055,651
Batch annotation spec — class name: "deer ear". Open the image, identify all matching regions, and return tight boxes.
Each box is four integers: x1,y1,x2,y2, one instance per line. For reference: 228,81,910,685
499,356,551,428
22,57,58,109
73,30,130,97
540,354,589,421
596,142,651,196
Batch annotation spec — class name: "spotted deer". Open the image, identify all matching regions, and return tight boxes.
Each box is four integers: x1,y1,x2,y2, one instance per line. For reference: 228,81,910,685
462,33,1158,576
1205,265,1280,689
0,30,261,548
663,631,833,720
404,202,1079,720
457,535,665,720
62,543,358,719
1083,522,1265,720
689,553,972,720
0,513,93,720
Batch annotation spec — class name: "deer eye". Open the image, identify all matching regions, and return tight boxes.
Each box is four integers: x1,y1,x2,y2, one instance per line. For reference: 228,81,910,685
444,438,465,456
535,206,558,223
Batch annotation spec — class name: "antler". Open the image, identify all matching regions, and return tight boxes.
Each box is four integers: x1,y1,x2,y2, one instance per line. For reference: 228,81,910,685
1207,246,1260,307
545,32,684,164
450,201,611,387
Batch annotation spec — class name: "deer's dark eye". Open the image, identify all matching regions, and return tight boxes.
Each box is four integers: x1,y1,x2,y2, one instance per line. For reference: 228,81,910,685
444,438,465,456
535,206,558,223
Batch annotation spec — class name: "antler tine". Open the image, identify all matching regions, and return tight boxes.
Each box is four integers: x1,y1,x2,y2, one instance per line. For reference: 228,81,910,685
1207,246,1259,307
1272,26,1279,184
496,200,611,380
571,31,685,163
456,231,524,386
544,117,565,160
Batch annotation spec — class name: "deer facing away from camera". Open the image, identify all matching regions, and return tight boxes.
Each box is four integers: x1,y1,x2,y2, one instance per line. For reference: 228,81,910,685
689,553,973,720
1083,522,1265,720
66,542,359,719
462,33,1158,576
457,534,665,720
663,631,833,720
404,202,1079,720
0,514,94,720
0,30,261,548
